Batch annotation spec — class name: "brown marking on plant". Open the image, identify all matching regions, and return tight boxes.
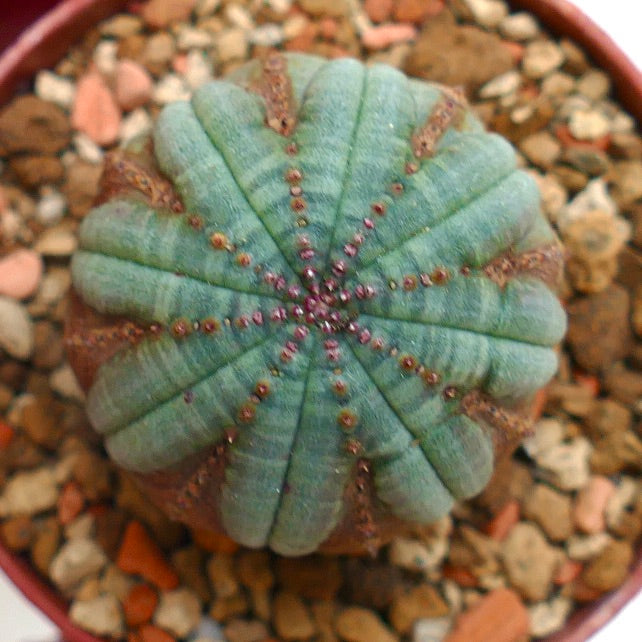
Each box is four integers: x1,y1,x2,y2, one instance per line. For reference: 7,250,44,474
97,149,184,213
483,243,565,289
353,459,380,556
411,87,467,159
253,52,297,136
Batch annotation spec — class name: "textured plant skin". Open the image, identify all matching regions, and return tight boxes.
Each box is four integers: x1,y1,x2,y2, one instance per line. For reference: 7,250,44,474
66,53,566,556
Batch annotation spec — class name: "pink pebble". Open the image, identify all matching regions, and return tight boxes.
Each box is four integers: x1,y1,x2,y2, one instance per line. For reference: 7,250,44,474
0,249,43,300
361,23,417,51
115,59,153,111
72,72,121,146
573,475,616,534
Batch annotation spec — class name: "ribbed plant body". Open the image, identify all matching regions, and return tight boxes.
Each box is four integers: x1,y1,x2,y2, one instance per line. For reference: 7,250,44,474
66,53,566,556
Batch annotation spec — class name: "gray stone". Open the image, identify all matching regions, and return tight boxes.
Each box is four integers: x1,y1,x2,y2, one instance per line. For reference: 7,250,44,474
0,296,34,359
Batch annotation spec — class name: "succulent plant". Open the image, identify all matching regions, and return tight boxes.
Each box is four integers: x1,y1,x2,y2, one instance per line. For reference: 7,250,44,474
66,53,566,556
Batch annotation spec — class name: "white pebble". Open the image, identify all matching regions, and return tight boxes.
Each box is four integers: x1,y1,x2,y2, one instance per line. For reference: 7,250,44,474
35,227,78,256
412,616,452,642
559,178,618,229
216,28,249,62
567,532,612,561
478,70,521,99
536,437,592,491
523,418,565,458
50,362,85,402
568,109,611,141
184,50,214,90
35,71,76,109
153,74,192,104
268,0,293,12
224,3,255,30
523,41,565,79
36,188,66,225
177,26,215,50
541,72,576,97
248,23,284,47
0,466,57,516
0,296,34,360
388,536,448,573
528,597,572,637
499,12,539,40
154,588,202,638
69,595,124,637
196,0,222,17
463,0,508,29
557,94,592,120
606,477,639,530
609,110,635,134
50,538,108,592
93,40,118,76
73,133,104,164
119,108,153,143
65,513,96,540
0,208,21,245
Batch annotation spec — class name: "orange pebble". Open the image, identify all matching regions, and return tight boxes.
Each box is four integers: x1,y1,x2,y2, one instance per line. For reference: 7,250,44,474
444,588,529,642
573,370,600,396
485,500,520,541
124,583,159,627
319,17,338,40
572,579,604,602
529,387,548,421
117,521,179,590
0,421,15,450
554,559,583,585
57,481,85,525
191,527,239,554
138,624,176,642
442,564,478,588
503,40,525,64
555,123,611,152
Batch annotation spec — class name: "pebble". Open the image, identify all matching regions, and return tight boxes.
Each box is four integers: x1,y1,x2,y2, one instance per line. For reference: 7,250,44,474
560,178,617,227
567,532,612,561
177,27,215,50
606,478,639,530
576,69,611,101
388,536,448,573
499,12,539,41
519,131,561,168
502,523,561,601
524,483,573,542
273,591,316,640
35,189,66,227
462,0,508,29
142,32,177,75
154,587,202,638
207,553,239,598
116,59,153,111
0,95,71,154
223,618,269,642
119,108,154,143
528,596,572,637
389,585,449,635
50,538,108,592
567,286,632,373
184,50,213,89
362,23,417,50
478,70,521,99
364,0,393,22
196,0,222,17
298,0,348,17
444,588,528,642
34,71,76,109
65,513,95,541
573,475,616,534
117,521,180,590
189,615,225,641
335,607,398,642
522,41,565,79
528,171,567,222
100,14,143,38
568,109,611,141
283,14,310,40
0,249,42,300
0,466,58,516
610,160,642,208
73,132,104,164
71,72,121,146
276,555,341,600
248,24,284,47
412,616,452,642
523,418,565,458
0,296,34,360
69,595,124,637
484,499,520,541
49,362,85,402
537,437,592,491
142,0,196,28
153,74,192,104
581,540,634,592
34,227,78,256
541,71,576,96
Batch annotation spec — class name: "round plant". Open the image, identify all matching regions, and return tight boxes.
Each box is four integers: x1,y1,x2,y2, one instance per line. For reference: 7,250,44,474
66,52,566,556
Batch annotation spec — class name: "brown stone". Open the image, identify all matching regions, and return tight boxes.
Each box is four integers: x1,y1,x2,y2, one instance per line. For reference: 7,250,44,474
404,9,512,93
73,448,113,502
62,159,104,219
0,95,70,154
567,285,633,373
10,155,65,188
272,591,317,640
617,245,642,294
603,362,642,405
141,0,196,29
32,321,64,370
388,584,449,634
523,483,573,542
171,546,211,603
581,540,634,592
276,555,342,600
30,516,61,575
342,557,407,609
609,160,642,210
335,607,398,642
209,593,249,622
237,550,274,592
20,395,65,449
364,0,393,22
1,514,34,551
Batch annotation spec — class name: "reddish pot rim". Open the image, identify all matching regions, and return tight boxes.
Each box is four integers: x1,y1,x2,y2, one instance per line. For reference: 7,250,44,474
0,1,641,641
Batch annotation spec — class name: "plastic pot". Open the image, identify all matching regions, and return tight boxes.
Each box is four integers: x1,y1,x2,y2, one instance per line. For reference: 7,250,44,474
0,1,640,641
